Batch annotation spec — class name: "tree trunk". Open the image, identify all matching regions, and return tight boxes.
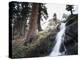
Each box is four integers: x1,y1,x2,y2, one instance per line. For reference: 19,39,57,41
71,9,73,15
15,17,21,37
37,4,43,31
21,17,27,36
25,3,39,44
37,19,43,31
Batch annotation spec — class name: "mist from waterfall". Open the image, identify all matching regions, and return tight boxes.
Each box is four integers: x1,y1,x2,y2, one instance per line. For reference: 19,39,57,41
49,22,66,56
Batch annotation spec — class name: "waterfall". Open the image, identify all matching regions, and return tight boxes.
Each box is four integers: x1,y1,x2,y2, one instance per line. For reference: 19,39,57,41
49,22,66,56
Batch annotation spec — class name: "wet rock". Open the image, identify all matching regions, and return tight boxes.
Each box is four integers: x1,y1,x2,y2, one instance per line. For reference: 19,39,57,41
64,14,78,55
59,43,65,53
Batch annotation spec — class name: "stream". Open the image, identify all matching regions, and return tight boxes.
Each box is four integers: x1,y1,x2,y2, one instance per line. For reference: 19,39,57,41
49,22,66,56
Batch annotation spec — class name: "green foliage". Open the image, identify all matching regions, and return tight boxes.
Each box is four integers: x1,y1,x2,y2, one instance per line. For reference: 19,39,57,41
41,3,48,20
66,5,73,11
9,2,32,39
66,5,74,15
12,27,58,58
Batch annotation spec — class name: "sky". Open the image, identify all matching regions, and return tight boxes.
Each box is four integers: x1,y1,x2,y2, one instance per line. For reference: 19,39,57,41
41,3,67,30
45,3,78,20
45,3,66,20
41,3,78,30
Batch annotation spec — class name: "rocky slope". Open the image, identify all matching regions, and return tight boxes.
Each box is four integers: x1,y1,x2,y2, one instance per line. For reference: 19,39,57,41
64,14,78,55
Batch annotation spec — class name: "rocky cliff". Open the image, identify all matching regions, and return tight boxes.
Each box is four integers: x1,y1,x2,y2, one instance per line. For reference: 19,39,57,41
64,14,78,55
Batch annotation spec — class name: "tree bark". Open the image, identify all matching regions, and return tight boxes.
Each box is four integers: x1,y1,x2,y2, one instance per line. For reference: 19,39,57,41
25,3,39,44
37,4,43,31
71,9,73,15
37,18,42,31
20,17,27,36
37,3,42,31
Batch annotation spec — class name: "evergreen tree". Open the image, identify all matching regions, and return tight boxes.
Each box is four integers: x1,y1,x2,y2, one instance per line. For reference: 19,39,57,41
37,3,48,31
66,5,73,15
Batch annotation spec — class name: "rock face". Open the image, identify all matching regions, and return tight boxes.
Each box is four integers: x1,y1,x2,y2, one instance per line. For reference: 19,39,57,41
64,14,78,55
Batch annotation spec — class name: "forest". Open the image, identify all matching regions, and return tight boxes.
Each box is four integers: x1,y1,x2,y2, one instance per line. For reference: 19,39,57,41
9,1,78,58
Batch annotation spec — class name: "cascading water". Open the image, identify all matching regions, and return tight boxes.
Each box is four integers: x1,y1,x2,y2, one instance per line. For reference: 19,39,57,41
49,22,66,56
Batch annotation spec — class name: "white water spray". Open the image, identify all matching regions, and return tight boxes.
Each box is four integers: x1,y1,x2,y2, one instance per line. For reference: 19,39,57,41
49,23,66,56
